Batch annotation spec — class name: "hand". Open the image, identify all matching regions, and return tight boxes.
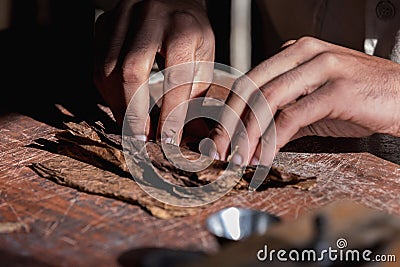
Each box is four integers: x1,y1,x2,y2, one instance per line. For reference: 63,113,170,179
211,37,400,166
94,0,215,142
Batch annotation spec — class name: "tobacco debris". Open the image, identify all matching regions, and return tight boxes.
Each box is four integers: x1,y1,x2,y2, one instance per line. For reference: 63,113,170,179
31,122,317,219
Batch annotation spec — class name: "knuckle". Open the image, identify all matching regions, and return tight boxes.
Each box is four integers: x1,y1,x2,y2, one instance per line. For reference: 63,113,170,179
277,108,296,126
319,51,341,68
170,12,203,42
164,67,193,89
261,87,277,104
294,36,320,51
168,12,211,52
172,11,197,26
198,27,215,52
121,62,146,85
124,113,147,132
169,46,192,62
232,77,246,91
232,76,255,97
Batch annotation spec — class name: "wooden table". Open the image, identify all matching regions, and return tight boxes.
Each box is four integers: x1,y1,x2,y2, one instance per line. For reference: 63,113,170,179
0,108,399,267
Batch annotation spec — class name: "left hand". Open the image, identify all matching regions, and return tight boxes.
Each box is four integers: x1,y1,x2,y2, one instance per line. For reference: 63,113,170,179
93,0,215,143
210,37,400,166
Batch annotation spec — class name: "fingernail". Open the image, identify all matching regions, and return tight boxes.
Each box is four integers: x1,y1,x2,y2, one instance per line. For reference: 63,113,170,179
231,154,243,166
250,157,260,166
133,135,148,142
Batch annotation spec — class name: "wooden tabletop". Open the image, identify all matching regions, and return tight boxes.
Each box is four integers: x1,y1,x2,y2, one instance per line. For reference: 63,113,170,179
0,109,399,267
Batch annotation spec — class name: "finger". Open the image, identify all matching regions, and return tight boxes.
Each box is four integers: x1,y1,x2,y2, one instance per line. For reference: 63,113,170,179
124,83,152,140
158,12,202,144
192,60,215,97
247,37,370,88
246,37,330,87
229,89,271,166
120,16,164,135
232,51,336,165
191,30,215,97
211,37,329,160
210,75,259,160
94,0,139,78
274,85,337,152
250,120,276,166
184,62,215,139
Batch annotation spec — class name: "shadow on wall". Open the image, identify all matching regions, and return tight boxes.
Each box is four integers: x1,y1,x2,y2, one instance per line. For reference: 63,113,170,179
0,0,112,129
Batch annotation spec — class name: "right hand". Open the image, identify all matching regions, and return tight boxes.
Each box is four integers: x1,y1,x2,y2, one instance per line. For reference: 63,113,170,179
94,0,215,142
210,37,400,166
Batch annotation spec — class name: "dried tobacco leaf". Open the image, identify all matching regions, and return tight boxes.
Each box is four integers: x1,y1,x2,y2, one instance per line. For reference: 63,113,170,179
31,122,317,218
60,122,316,188
31,156,198,219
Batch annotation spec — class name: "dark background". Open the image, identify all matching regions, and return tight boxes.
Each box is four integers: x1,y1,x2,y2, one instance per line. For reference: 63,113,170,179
0,0,276,117
0,0,98,126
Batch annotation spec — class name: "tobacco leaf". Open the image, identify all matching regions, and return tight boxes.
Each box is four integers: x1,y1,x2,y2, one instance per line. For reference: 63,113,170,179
31,122,316,219
31,156,198,219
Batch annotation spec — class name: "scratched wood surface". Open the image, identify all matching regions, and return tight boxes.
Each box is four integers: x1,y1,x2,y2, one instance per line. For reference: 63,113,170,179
0,111,400,267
